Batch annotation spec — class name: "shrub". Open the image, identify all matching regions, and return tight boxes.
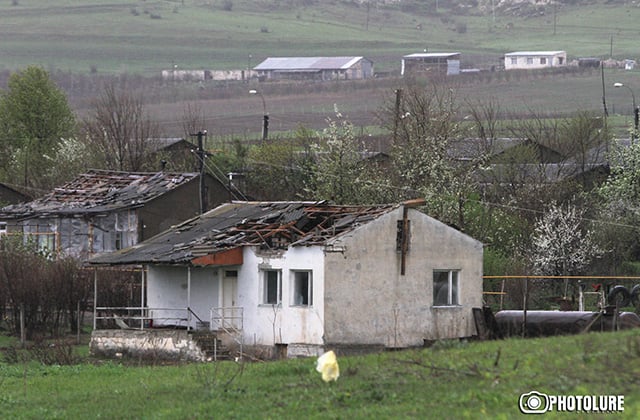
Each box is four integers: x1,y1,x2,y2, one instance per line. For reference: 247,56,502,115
0,237,93,338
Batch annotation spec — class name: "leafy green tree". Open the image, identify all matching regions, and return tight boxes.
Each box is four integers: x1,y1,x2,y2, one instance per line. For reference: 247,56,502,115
0,66,76,190
247,126,314,200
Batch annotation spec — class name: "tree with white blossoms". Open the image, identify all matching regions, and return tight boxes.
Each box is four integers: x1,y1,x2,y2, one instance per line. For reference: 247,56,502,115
44,137,98,187
529,202,604,297
595,139,640,272
597,139,640,220
531,202,603,276
530,201,603,297
305,108,390,204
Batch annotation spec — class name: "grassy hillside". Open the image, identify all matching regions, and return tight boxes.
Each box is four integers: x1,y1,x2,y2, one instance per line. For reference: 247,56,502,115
1,0,639,74
1,329,640,418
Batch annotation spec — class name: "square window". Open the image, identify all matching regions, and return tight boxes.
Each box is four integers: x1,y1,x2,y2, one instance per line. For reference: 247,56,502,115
262,270,281,305
433,270,459,306
292,271,312,306
526,57,533,65
540,57,547,65
510,57,517,65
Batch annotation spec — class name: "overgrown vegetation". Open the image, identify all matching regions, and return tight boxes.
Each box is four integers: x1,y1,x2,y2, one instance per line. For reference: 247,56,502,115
0,236,92,339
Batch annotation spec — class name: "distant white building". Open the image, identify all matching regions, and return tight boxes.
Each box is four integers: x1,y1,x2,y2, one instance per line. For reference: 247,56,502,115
253,56,374,81
401,52,461,76
161,69,255,82
504,51,567,70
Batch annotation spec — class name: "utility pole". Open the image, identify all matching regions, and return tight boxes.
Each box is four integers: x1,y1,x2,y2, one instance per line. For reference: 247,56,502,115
262,114,269,142
393,88,402,143
249,89,268,141
190,130,208,214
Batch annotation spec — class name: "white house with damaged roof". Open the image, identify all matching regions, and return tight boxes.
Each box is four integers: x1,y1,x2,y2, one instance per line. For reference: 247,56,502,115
253,56,374,81
88,200,483,361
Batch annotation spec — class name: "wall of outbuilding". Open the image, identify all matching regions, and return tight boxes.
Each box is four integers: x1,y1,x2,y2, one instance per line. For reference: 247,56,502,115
322,207,483,348
140,175,230,241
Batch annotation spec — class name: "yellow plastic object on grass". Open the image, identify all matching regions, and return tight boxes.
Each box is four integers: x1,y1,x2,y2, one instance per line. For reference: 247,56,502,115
316,350,340,382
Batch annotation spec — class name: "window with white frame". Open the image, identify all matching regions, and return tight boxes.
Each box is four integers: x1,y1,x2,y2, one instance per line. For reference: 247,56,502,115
433,270,459,306
292,270,312,306
540,57,547,65
526,57,533,65
262,269,281,305
510,57,517,65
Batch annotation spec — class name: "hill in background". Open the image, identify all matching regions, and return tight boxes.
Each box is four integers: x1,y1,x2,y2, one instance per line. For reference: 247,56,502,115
0,0,638,75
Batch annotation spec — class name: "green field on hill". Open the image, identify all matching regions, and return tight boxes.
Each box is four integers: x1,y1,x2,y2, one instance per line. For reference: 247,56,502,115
1,0,639,74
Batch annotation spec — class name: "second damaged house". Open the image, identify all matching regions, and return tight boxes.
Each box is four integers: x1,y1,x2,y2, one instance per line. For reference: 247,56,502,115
0,169,231,259
89,200,483,360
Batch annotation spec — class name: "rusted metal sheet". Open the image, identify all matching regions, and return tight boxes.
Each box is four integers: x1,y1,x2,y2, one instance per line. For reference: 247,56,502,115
495,310,640,337
190,247,243,266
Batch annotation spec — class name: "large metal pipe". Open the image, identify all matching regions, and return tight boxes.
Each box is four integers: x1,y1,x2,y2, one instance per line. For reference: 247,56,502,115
495,310,640,337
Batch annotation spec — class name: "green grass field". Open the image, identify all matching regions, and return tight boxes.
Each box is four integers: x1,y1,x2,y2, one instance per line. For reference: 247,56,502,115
2,329,640,418
1,0,639,74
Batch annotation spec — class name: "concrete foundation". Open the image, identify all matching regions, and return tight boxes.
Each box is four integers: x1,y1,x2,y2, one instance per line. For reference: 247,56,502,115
90,329,206,362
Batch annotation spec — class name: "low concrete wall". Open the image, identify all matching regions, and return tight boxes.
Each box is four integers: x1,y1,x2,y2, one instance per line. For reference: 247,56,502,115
90,330,206,362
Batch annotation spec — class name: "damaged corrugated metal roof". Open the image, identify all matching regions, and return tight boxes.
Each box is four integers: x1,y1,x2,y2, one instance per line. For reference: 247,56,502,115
0,169,200,219
89,201,397,266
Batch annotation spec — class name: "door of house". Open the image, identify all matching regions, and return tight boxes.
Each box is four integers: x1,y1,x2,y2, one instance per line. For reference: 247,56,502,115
220,269,239,329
